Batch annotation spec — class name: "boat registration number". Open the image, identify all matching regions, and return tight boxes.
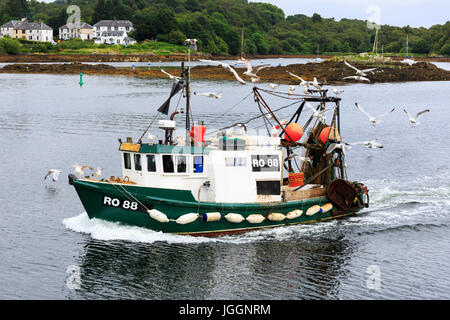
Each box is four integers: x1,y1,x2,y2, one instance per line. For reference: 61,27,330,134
251,155,280,172
103,196,139,211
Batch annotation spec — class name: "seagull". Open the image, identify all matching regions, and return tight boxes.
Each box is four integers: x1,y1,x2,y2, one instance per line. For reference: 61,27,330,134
92,167,103,178
243,61,270,79
285,153,313,166
326,142,353,155
343,75,370,82
355,103,395,127
351,139,384,149
194,92,222,99
269,83,279,90
288,85,296,95
344,61,377,76
310,77,322,90
73,164,94,177
198,59,246,85
44,169,62,182
286,71,308,87
305,102,327,123
303,86,312,95
160,69,181,81
403,108,430,127
184,38,198,50
331,88,344,96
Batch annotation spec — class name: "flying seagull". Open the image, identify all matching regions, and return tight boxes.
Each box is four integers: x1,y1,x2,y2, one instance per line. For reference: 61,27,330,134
160,69,181,81
310,77,322,91
285,153,313,166
73,164,94,177
305,102,327,123
194,92,222,99
326,142,353,155
355,102,395,127
184,38,198,50
243,61,270,79
198,59,246,85
44,169,62,182
344,61,377,76
343,75,370,82
351,139,384,149
286,71,308,87
403,108,430,127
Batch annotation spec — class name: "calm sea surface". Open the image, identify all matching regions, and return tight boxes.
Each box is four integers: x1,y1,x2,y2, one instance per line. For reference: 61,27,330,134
0,63,449,299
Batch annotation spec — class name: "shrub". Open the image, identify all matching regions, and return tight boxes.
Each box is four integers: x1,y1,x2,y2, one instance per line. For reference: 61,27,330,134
0,37,22,55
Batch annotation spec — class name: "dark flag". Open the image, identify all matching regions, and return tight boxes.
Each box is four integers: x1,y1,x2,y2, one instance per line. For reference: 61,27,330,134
157,81,183,115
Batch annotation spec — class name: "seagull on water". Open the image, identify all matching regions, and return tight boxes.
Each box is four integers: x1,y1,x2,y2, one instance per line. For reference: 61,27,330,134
269,83,279,90
355,102,395,127
73,164,94,177
403,108,430,127
194,92,222,99
44,169,62,182
343,75,370,82
344,61,377,76
198,59,246,85
160,68,181,81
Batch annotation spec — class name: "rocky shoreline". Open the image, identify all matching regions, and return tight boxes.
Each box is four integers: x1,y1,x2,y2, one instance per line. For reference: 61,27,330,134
1,60,449,85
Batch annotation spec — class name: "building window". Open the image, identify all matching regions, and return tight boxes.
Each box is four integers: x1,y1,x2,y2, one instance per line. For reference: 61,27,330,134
147,155,156,172
193,156,204,173
134,154,142,171
225,157,247,167
123,153,131,169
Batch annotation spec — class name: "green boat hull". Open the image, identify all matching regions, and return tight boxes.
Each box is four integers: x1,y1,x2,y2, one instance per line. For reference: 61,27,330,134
71,177,366,236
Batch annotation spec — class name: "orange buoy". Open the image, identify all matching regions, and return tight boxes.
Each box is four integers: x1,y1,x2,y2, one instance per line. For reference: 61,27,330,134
284,123,303,142
319,126,331,144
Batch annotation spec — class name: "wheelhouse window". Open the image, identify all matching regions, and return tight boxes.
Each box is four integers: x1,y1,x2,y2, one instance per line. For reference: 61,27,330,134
147,155,156,172
193,156,204,173
162,155,174,173
134,154,142,171
177,156,187,173
123,153,131,169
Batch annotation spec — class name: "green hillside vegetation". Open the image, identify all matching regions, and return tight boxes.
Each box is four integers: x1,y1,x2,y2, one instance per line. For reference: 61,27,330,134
0,0,449,56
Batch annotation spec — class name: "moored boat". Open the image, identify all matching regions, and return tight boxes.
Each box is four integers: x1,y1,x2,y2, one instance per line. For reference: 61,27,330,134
69,61,369,237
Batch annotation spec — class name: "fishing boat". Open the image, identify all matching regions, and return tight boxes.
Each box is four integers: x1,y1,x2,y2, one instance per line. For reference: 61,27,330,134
69,62,369,237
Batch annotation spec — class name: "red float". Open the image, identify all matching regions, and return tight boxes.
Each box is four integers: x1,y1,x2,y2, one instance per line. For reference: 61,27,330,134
319,127,331,144
284,123,303,142
190,125,206,143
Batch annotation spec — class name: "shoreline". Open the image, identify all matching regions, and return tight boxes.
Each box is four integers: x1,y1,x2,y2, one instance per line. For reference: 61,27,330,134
1,60,448,85
0,53,449,63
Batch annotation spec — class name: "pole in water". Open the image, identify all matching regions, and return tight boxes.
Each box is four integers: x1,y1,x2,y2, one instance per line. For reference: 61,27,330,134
79,73,83,87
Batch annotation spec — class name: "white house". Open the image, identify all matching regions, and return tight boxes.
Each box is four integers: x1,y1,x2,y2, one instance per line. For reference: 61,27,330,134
59,22,93,41
94,30,136,46
0,18,53,42
93,20,134,38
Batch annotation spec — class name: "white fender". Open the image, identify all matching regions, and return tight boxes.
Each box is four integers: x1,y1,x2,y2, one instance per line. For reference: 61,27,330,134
306,205,321,216
204,212,222,222
286,209,303,220
246,214,266,224
176,213,199,225
225,213,245,223
147,209,169,223
320,203,333,213
267,213,286,222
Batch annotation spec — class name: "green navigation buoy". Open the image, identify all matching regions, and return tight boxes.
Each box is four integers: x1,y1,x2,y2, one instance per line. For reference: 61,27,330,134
79,73,83,87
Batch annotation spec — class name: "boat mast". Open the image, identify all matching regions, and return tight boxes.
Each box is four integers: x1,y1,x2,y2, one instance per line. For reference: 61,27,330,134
241,25,245,60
